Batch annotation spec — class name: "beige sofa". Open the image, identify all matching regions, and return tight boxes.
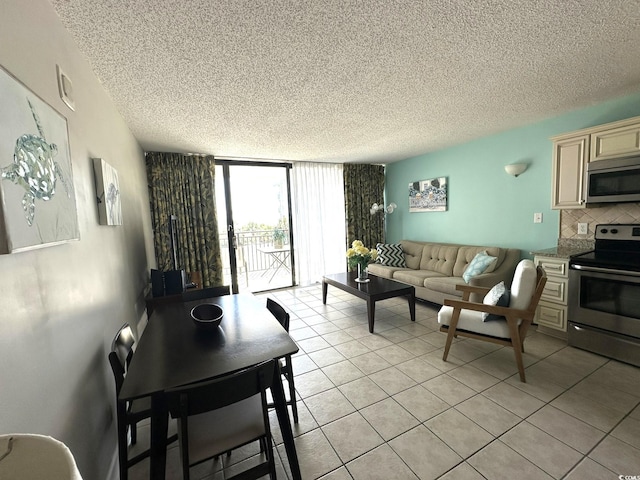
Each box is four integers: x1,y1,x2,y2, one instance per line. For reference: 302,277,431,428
367,240,521,304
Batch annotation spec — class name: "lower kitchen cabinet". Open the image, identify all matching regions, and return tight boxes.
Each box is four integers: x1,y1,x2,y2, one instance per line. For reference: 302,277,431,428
534,256,569,339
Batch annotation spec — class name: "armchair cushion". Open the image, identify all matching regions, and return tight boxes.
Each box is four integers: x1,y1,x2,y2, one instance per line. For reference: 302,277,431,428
509,259,537,310
438,306,513,339
482,281,511,321
462,251,497,283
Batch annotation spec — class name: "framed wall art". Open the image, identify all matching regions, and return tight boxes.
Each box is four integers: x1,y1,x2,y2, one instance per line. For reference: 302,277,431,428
93,157,122,225
409,177,448,212
0,65,79,253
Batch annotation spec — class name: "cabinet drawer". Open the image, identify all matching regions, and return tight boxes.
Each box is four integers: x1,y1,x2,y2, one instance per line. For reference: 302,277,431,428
541,279,567,304
591,123,640,161
534,257,568,278
536,302,567,331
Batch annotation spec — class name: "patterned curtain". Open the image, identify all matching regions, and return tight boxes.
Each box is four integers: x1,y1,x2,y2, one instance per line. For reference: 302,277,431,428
343,163,385,250
145,152,223,287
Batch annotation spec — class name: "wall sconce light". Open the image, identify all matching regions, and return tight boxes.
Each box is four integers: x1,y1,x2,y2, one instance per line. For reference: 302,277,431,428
370,202,397,215
504,163,528,177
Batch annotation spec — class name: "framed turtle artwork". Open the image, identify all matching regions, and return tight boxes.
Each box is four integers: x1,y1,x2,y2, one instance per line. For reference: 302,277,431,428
0,65,79,253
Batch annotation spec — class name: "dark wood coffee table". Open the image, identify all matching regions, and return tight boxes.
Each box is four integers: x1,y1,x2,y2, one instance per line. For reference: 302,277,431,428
322,272,416,333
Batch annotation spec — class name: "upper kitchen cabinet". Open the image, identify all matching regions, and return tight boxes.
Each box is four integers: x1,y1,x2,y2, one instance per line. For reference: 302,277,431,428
551,134,589,209
591,122,640,162
551,115,640,210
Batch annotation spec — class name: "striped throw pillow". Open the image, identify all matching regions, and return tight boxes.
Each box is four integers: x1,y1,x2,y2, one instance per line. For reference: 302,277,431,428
376,243,406,267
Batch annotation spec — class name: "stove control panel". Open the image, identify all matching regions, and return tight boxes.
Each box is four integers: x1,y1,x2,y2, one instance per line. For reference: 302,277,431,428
595,224,640,241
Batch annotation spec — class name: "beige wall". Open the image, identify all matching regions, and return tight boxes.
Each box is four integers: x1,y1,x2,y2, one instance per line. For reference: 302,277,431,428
560,203,640,240
0,2,155,478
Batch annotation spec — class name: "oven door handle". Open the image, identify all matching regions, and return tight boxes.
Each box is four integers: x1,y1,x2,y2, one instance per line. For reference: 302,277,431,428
572,264,640,277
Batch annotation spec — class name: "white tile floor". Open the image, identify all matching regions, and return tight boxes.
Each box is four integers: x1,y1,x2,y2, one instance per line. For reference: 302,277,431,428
129,284,640,480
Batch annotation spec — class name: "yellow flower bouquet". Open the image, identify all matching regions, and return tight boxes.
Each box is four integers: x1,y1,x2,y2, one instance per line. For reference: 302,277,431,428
346,240,378,270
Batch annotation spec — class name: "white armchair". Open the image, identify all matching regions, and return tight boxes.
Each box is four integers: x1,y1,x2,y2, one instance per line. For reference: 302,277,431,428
437,259,547,382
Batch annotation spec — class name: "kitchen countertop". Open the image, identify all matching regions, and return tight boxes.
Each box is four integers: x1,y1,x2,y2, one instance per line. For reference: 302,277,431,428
531,240,594,259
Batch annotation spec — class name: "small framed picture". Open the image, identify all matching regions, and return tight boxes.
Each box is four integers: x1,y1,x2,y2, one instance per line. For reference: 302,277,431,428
93,157,122,225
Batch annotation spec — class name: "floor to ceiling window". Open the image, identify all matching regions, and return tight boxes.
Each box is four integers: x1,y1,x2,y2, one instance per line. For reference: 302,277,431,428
215,161,295,293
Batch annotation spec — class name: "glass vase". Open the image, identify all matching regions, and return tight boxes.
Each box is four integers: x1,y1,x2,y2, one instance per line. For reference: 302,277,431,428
355,263,370,283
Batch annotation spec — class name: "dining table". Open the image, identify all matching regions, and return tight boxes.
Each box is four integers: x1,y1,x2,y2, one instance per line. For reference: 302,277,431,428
119,293,301,479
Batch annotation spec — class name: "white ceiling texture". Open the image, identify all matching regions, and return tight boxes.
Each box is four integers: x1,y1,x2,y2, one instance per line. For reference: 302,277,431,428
50,0,640,164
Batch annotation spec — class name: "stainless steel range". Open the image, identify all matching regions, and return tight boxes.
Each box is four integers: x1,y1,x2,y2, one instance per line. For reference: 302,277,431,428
568,224,640,366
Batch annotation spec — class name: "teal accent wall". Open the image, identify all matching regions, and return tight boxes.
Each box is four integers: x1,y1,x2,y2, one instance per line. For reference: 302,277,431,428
385,91,640,257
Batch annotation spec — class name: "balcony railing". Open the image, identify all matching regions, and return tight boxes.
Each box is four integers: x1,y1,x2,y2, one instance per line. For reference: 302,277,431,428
219,230,291,290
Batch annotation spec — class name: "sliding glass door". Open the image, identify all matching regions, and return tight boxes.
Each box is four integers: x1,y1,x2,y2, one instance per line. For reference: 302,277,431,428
215,161,295,293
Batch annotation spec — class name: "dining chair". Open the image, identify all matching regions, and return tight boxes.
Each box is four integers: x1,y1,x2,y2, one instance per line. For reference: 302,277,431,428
166,360,277,480
266,298,298,423
437,259,547,382
108,323,176,480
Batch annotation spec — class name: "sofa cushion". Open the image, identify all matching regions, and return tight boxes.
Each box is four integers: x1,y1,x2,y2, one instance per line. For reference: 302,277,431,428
393,270,445,288
438,306,518,339
483,247,506,273
424,276,464,297
453,246,506,276
462,251,497,283
366,263,405,279
376,243,406,267
419,244,458,275
482,281,511,321
400,241,424,269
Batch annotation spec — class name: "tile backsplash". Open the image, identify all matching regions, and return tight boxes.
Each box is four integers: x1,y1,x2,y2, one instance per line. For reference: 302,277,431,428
560,203,640,240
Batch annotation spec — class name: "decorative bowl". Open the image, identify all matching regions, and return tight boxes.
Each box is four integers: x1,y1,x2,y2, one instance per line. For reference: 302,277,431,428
190,303,223,330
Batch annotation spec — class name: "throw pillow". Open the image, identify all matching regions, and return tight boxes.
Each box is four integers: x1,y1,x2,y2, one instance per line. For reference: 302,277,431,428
482,281,511,321
376,243,406,267
462,251,497,283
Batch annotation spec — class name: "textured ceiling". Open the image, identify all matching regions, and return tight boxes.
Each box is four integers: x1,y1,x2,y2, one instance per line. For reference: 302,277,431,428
50,0,640,164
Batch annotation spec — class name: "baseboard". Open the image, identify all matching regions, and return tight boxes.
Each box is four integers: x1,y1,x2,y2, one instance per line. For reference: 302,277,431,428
535,324,568,341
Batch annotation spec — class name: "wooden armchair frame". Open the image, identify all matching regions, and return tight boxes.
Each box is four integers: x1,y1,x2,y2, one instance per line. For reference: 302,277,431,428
440,266,546,382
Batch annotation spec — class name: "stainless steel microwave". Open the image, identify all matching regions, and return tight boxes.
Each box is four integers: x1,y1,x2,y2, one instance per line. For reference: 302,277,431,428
586,156,640,204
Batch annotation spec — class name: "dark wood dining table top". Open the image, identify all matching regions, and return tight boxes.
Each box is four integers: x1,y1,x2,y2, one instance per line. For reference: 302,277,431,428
119,293,299,402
